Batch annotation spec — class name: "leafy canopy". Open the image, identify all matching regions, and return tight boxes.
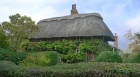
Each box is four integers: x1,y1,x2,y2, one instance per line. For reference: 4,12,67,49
0,26,9,49
124,29,140,53
1,13,40,51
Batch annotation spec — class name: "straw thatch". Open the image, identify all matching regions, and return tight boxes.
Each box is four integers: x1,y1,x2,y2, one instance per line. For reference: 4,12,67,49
33,13,114,41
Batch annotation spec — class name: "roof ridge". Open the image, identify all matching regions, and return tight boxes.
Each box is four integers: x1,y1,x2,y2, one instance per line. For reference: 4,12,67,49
37,13,103,24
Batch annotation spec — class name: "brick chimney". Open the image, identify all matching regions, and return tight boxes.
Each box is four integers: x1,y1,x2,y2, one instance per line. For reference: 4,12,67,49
114,33,118,48
71,4,78,15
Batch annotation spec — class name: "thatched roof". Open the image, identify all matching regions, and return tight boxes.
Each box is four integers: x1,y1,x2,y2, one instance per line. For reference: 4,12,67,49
33,13,115,41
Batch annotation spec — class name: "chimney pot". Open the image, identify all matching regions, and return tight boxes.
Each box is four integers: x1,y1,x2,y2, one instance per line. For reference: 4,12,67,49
71,4,78,15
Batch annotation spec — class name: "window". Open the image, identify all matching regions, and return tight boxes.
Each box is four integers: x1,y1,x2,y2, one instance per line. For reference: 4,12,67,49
47,38,52,42
77,37,83,42
75,49,80,53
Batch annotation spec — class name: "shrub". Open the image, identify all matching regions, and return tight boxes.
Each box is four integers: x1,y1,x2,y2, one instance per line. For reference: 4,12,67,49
0,48,28,64
131,52,140,63
1,62,140,77
45,51,58,65
0,54,4,60
0,61,20,77
94,51,123,63
0,61,16,66
120,52,137,63
4,52,27,65
19,52,50,66
60,50,86,63
21,40,41,52
19,51,57,66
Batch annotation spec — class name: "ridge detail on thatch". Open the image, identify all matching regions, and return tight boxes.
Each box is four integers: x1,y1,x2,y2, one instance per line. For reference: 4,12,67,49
38,13,103,24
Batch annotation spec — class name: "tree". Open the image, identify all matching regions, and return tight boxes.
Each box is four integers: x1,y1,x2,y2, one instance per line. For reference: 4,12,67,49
1,13,40,51
124,29,140,53
0,26,9,49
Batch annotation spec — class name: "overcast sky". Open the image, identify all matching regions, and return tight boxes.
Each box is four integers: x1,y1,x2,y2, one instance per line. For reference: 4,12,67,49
0,0,140,52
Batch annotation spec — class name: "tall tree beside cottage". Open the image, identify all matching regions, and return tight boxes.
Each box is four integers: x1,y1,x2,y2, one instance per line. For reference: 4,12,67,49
0,26,9,49
124,29,140,53
1,13,40,51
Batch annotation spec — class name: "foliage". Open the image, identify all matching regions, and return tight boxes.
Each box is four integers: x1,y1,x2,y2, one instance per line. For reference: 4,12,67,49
1,61,140,77
21,39,113,63
0,26,9,49
19,51,57,66
95,51,123,63
45,51,58,65
0,48,28,64
19,52,50,66
60,50,86,63
5,52,28,65
120,52,137,63
124,29,140,53
0,54,4,60
79,39,112,55
0,48,57,65
22,39,112,54
1,13,40,51
21,40,41,52
131,52,140,63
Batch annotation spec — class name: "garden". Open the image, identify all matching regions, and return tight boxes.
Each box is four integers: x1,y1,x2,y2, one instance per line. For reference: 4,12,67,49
1,49,140,77
0,13,140,77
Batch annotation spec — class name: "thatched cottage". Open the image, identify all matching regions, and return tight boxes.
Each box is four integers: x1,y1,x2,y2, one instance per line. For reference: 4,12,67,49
32,4,119,61
33,4,115,42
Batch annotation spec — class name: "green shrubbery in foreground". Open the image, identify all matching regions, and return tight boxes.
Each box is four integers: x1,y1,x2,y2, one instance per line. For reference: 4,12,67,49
0,48,27,64
0,61,140,77
131,52,140,63
19,52,50,66
94,51,123,63
20,51,58,66
0,48,58,66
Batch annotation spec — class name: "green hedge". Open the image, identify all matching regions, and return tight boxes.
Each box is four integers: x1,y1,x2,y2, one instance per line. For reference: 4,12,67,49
0,49,57,65
45,51,58,65
26,51,58,66
1,61,140,77
95,51,123,63
0,48,28,64
0,54,4,60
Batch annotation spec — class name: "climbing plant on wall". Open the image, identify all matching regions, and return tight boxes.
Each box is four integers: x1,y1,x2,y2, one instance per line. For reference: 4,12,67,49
21,39,112,63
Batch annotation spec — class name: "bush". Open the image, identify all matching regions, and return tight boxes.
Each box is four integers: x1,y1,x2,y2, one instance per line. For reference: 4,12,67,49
0,48,28,64
0,61,20,77
1,61,140,77
0,54,4,60
60,50,86,63
0,49,57,65
45,51,58,65
5,52,28,65
21,40,41,52
131,52,140,63
19,51,58,66
120,52,137,63
94,51,123,63
19,52,50,66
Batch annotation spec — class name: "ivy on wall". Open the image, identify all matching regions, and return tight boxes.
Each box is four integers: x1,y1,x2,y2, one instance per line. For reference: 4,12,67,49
21,39,113,63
